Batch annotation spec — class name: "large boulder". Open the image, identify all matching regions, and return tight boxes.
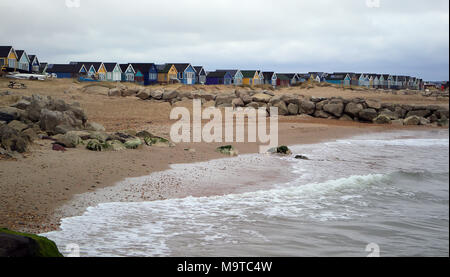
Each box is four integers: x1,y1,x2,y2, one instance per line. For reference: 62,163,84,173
314,110,330,118
0,125,29,153
298,99,316,115
0,228,63,257
150,89,164,100
252,93,272,103
323,101,344,117
358,108,378,122
232,98,245,108
54,132,82,148
122,88,139,97
7,120,28,132
373,115,392,124
0,107,23,123
25,95,50,122
39,109,83,135
345,102,364,118
85,122,106,132
379,109,399,120
11,99,31,110
404,116,421,126
162,90,178,101
365,99,382,110
272,101,289,116
287,103,299,115
281,95,300,105
215,94,235,107
406,109,432,118
136,89,150,100
108,88,121,97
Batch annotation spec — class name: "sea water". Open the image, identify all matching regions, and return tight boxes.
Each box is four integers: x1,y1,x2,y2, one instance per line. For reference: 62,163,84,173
43,130,449,257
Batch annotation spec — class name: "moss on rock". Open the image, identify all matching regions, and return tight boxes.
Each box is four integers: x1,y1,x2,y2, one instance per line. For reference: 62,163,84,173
0,228,63,257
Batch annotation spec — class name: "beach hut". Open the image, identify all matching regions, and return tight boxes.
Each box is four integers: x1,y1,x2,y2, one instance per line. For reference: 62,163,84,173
278,73,298,86
171,63,196,85
120,64,136,82
130,63,158,85
28,55,40,73
39,62,48,74
258,71,264,85
75,62,106,80
216,70,243,86
241,70,260,86
194,66,207,85
104,63,122,82
276,74,291,87
205,71,233,85
296,73,310,84
0,46,18,72
14,50,30,72
157,64,178,84
324,73,351,86
262,72,277,87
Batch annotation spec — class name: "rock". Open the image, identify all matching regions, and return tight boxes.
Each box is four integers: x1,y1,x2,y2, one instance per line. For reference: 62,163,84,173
122,88,139,97
39,109,83,135
0,228,63,257
404,116,421,126
419,117,430,126
295,155,309,160
54,132,82,148
11,99,31,110
0,125,29,153
365,99,382,110
379,109,399,120
85,122,106,132
136,130,154,139
315,100,328,111
86,139,109,151
107,140,126,151
281,94,300,105
124,138,143,149
66,130,91,140
162,90,178,100
298,100,316,115
21,128,38,141
406,109,432,118
0,107,23,123
150,89,164,100
7,120,28,132
241,94,253,105
345,102,364,117
287,103,299,115
272,101,289,116
144,136,173,147
391,119,404,126
339,114,354,121
268,146,292,155
437,118,449,127
52,143,66,152
436,109,449,119
263,90,275,96
192,91,215,101
108,88,121,97
0,120,5,127
232,98,245,108
268,95,283,106
373,115,392,124
216,145,239,156
136,89,150,100
215,94,235,107
323,102,344,117
246,102,260,109
314,110,330,118
88,131,109,143
26,95,50,122
358,108,378,122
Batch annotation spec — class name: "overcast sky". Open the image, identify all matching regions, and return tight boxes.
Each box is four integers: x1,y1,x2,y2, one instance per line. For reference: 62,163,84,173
1,0,448,80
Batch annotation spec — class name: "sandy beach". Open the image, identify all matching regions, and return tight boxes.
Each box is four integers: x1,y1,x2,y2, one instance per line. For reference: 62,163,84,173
0,79,448,234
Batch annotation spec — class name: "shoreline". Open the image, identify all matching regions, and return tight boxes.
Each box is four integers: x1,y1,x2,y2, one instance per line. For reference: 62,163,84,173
0,117,440,234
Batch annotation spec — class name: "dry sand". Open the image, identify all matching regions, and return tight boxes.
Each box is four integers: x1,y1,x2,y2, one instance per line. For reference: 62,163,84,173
0,78,448,234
